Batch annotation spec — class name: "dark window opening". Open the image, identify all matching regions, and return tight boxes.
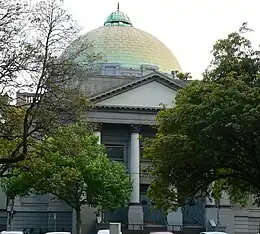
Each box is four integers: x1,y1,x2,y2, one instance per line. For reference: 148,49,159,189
141,200,148,205
140,184,149,195
105,144,124,161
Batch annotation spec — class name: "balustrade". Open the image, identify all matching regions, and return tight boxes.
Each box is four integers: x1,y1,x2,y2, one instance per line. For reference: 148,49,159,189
182,199,205,226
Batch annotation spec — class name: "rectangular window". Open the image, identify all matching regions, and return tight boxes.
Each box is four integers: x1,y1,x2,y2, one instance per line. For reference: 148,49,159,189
105,66,116,76
140,184,149,195
105,144,124,161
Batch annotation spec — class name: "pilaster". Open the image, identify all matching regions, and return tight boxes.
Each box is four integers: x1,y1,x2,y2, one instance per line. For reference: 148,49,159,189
94,123,103,145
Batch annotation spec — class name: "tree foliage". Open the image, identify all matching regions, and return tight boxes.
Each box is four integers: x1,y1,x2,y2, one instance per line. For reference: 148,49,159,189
204,22,260,86
1,122,132,234
0,0,96,174
175,71,192,80
144,23,260,212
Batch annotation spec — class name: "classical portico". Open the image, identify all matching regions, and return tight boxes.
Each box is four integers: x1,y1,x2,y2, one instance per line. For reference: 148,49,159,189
93,123,144,228
83,72,186,231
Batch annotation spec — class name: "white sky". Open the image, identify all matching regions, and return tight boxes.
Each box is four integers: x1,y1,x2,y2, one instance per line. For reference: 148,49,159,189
63,0,260,79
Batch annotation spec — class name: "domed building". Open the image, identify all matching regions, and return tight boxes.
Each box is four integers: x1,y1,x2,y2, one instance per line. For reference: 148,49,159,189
1,5,259,234
69,5,182,77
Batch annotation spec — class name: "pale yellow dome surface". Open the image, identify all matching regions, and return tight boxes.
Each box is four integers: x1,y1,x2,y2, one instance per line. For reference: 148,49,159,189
77,25,182,73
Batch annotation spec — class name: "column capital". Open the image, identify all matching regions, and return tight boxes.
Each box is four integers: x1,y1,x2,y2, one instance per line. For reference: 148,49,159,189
94,122,103,132
131,124,141,133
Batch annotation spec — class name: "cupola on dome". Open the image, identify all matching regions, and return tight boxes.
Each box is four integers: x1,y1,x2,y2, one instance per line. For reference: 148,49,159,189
104,4,132,26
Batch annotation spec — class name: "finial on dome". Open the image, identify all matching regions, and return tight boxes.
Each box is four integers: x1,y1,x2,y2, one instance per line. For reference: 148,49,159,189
104,3,133,26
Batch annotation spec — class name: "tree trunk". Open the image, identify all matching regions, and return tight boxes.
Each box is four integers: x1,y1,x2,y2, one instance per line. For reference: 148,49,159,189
76,206,82,234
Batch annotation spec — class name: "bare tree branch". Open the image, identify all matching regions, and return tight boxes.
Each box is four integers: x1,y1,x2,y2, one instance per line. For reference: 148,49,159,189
0,0,94,175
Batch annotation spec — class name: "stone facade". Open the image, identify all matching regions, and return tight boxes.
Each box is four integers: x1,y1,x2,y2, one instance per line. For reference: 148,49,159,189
1,72,260,234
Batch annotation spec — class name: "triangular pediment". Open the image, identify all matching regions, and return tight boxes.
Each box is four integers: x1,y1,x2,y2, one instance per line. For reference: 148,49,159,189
95,79,178,108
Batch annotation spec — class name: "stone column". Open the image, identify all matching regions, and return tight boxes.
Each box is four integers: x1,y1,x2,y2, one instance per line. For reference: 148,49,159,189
130,124,140,203
128,124,143,230
94,123,102,145
94,123,103,223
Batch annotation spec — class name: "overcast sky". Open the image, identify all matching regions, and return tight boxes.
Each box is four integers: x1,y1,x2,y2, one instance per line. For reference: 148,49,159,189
63,0,260,78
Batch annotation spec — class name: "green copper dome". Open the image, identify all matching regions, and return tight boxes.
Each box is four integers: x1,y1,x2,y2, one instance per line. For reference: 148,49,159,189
69,6,182,74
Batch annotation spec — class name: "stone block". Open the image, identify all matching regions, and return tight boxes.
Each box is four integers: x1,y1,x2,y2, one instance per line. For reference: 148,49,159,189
128,205,143,230
109,223,121,234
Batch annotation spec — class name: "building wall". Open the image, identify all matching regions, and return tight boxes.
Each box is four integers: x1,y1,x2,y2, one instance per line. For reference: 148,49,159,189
9,195,72,232
79,76,135,96
0,187,7,231
233,208,260,234
0,211,7,232
205,194,260,234
10,211,72,232
233,215,260,234
0,188,7,210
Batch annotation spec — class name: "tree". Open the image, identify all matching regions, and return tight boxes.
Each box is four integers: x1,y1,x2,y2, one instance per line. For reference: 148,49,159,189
204,22,260,86
173,71,192,80
0,0,96,175
144,24,260,212
1,122,132,234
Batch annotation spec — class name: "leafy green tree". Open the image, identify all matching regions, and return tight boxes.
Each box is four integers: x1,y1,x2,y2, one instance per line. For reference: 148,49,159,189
144,23,260,212
174,71,192,80
1,122,132,234
204,22,260,86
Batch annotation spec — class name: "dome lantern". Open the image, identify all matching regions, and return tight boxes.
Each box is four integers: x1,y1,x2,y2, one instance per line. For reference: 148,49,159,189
104,3,132,26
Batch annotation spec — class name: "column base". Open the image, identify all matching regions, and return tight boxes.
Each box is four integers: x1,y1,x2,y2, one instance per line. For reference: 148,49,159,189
166,208,183,231
109,223,121,234
128,204,143,230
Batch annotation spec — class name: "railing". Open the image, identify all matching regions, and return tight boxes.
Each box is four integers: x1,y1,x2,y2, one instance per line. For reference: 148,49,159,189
182,201,205,226
140,172,156,180
103,207,128,225
142,205,165,225
17,92,35,104
139,161,157,181
139,166,157,184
